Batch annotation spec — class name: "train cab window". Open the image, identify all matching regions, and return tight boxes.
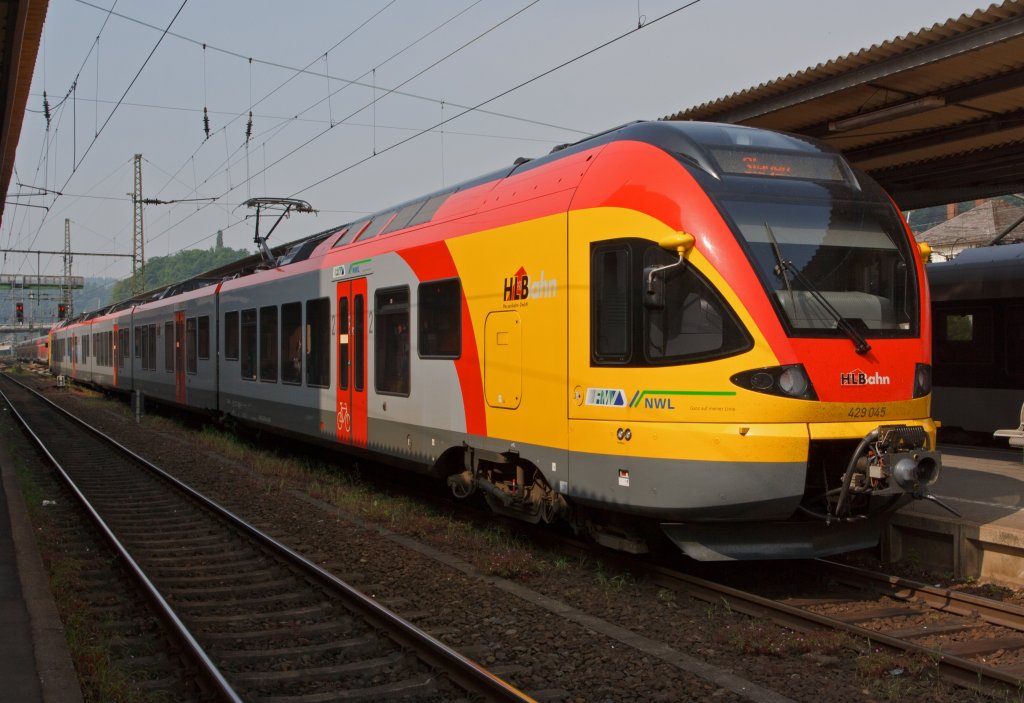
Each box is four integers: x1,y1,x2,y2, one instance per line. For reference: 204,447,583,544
241,309,257,380
305,297,330,388
418,278,461,359
591,238,751,366
260,306,279,383
281,302,302,385
198,316,210,360
165,322,175,372
186,317,198,374
375,286,410,396
592,245,632,362
225,311,239,360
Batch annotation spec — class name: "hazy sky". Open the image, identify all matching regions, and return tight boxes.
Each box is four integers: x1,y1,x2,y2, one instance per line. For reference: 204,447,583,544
2,0,993,282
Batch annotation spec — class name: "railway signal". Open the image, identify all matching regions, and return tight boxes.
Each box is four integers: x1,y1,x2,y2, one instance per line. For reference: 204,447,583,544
58,303,67,320
16,301,23,322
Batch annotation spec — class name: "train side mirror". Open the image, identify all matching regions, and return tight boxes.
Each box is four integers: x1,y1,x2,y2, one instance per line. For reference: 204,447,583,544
644,266,665,309
645,232,695,309
916,241,932,264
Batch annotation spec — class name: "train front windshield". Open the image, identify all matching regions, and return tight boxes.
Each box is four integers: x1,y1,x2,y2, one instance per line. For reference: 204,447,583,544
721,197,919,339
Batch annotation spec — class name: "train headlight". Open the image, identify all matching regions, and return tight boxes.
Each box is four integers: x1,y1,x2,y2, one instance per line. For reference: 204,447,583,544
730,364,817,401
912,363,932,398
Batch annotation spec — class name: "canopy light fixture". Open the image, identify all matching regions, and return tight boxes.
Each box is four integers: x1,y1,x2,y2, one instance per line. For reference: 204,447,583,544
828,96,946,132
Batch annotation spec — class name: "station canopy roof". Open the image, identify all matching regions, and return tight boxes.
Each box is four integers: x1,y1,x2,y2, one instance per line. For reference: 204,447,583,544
664,1,1024,211
0,0,47,225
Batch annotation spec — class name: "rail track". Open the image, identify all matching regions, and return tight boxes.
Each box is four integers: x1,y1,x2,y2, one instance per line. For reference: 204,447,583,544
0,372,535,703
630,554,1024,696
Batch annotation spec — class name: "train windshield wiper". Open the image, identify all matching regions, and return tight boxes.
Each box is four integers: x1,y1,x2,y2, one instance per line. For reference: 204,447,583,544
763,223,871,355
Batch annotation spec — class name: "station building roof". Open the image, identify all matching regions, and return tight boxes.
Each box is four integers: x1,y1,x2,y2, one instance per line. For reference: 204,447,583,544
0,0,47,224
664,1,1024,211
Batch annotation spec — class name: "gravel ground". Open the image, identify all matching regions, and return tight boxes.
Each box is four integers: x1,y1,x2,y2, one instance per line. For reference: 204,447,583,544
16,374,1015,703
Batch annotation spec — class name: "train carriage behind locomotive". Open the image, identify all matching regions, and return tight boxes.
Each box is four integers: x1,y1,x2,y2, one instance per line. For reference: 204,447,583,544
48,121,946,560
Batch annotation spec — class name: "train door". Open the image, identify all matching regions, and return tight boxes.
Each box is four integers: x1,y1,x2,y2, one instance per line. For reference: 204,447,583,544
336,279,368,447
112,324,119,388
175,311,186,404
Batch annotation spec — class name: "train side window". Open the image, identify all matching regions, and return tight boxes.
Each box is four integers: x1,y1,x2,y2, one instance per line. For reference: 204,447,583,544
259,306,278,383
358,212,397,242
83,334,90,360
225,311,239,360
148,324,157,371
354,295,365,392
241,308,257,380
375,286,410,396
198,316,210,360
1006,305,1024,380
164,321,175,371
935,307,993,364
945,313,974,341
305,298,331,388
591,244,632,363
281,302,302,385
139,327,148,369
119,329,129,368
337,298,349,391
418,278,461,359
186,317,198,374
134,326,142,359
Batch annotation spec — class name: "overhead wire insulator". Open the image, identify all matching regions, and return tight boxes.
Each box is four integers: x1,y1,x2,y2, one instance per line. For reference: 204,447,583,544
245,111,253,144
43,91,51,129
203,106,210,140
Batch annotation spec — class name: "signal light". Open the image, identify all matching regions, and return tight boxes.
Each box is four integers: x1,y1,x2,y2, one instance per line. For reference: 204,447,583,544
16,301,23,322
58,303,67,320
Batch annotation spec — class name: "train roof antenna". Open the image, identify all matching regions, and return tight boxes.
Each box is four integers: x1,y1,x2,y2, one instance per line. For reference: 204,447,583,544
243,197,316,264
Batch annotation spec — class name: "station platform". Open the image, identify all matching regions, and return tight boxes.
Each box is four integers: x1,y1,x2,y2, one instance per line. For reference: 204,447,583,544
0,440,82,703
885,443,1024,588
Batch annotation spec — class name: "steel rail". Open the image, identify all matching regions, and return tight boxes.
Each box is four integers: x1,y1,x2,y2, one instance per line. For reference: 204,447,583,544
1,372,536,703
640,561,1024,693
0,375,243,703
818,558,1024,631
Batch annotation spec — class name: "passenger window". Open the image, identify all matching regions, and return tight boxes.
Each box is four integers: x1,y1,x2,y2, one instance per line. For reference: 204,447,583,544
305,298,330,388
375,286,410,396
281,302,302,385
338,298,349,391
164,322,175,371
241,309,257,380
225,311,240,360
935,307,992,364
418,278,461,359
260,306,278,383
354,295,365,392
147,325,157,371
186,317,198,374
198,316,210,360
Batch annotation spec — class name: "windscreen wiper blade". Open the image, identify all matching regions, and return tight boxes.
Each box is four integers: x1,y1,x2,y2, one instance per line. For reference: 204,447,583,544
763,223,871,355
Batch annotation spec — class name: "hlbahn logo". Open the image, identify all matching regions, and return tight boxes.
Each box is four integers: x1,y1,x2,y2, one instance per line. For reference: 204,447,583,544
840,369,891,386
502,267,556,301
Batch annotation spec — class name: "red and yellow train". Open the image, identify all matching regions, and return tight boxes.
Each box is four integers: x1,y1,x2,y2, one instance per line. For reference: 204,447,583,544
48,121,944,559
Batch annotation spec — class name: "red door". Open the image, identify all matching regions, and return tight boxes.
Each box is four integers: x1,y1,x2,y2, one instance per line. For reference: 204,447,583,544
336,279,368,447
175,312,186,404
